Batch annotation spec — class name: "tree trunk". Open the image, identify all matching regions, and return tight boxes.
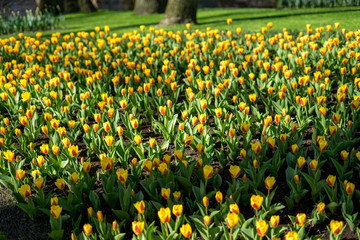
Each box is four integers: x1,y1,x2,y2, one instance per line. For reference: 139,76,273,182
159,0,198,26
63,0,80,13
121,0,135,10
78,0,97,12
134,0,159,14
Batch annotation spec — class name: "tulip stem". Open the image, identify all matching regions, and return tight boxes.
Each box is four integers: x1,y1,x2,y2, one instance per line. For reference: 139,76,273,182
164,223,169,237
229,228,233,240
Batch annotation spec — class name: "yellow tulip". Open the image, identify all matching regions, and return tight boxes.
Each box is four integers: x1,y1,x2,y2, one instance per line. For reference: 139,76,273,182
50,205,62,219
330,220,343,235
226,213,239,228
229,165,240,179
180,223,192,238
158,207,171,223
132,221,145,236
250,195,263,210
256,220,269,237
203,165,213,180
265,176,276,190
172,204,183,217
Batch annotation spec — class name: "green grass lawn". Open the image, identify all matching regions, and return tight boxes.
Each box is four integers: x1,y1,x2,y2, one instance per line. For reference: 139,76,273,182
1,6,360,38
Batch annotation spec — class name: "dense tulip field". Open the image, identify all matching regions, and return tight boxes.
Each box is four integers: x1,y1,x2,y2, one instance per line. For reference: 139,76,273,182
0,20,360,240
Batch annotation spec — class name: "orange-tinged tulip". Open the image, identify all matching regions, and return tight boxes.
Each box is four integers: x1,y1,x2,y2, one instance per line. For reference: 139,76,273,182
265,176,276,190
256,220,269,237
134,201,145,214
296,213,306,227
226,213,239,228
172,204,183,217
158,207,171,224
226,18,232,25
16,169,26,181
215,191,223,203
19,116,28,126
180,223,192,238
132,221,145,236
105,135,114,147
333,113,341,124
203,196,209,207
240,149,246,159
158,163,168,174
134,135,142,145
18,184,31,198
68,145,79,157
82,162,91,173
240,122,250,133
250,195,263,210
203,165,213,180
51,205,62,219
249,93,257,102
144,160,153,172
267,137,276,148
318,139,328,152
83,223,92,236
329,125,337,135
51,197,58,206
291,144,298,154
71,172,79,184
229,165,240,179
204,215,211,226
297,156,306,169
317,202,325,214
200,99,207,109
4,150,15,162
330,220,343,235
310,160,318,171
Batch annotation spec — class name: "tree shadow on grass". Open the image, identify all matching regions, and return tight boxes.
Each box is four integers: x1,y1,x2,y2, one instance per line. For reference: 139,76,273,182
198,7,360,25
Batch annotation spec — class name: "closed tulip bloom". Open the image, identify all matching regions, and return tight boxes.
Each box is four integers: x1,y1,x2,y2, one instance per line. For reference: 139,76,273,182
144,160,153,172
284,231,299,240
203,165,213,180
116,169,128,183
132,221,145,236
51,197,59,206
149,138,156,148
68,145,79,157
226,213,239,228
291,144,298,154
330,220,343,235
51,205,62,219
172,204,183,217
173,191,181,200
71,172,79,184
158,163,168,174
329,125,337,135
297,157,306,169
340,150,349,161
184,135,193,145
55,178,65,190
34,177,44,190
83,224,92,236
134,135,142,145
215,191,223,203
240,122,250,133
229,203,240,214
18,184,31,198
100,157,114,171
40,144,49,154
240,149,247,159
161,188,170,199
203,196,209,207
265,176,276,190
270,215,280,227
309,160,318,171
251,142,261,154
229,165,240,179
180,223,192,238
250,195,264,210
82,162,91,173
256,220,269,237
345,182,355,195
158,207,171,223
16,169,26,181
131,119,139,129
318,139,328,151
204,215,211,226
134,201,145,214
200,99,207,109
333,113,341,124
317,202,326,214
267,137,276,148
296,213,306,227
327,175,336,187
19,116,28,126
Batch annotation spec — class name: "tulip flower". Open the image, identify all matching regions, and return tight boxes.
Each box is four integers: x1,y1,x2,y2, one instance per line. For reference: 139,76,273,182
18,184,31,198
318,139,328,151
172,204,183,217
83,223,92,236
68,145,79,157
284,231,299,240
345,182,355,195
134,201,145,215
297,156,306,169
340,150,349,161
158,207,171,224
132,221,145,236
240,122,250,133
296,213,306,227
327,175,336,188
50,205,62,219
203,165,213,180
248,93,257,102
229,203,240,214
184,135,193,145
317,202,326,214
16,169,26,181
161,188,170,199
270,215,280,228
51,197,59,206
55,178,65,190
144,160,153,172
173,191,181,200
204,215,211,226
291,144,298,154
158,163,168,174
134,135,142,145
256,220,269,237
100,157,114,171
267,137,276,148
33,177,44,190
116,169,128,184
71,172,79,184
251,142,261,154
180,223,192,238
200,99,207,109
330,220,343,235
265,176,276,190
251,195,264,210
215,191,223,203
226,213,239,228
229,165,240,179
